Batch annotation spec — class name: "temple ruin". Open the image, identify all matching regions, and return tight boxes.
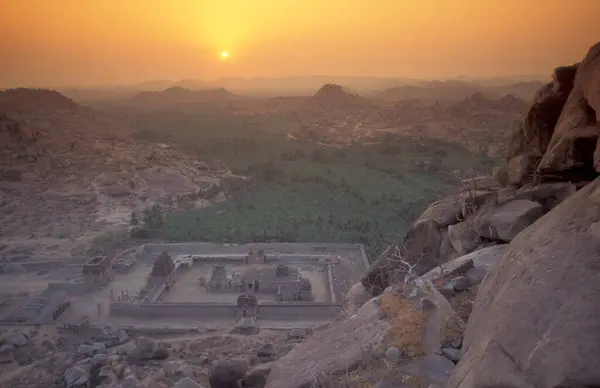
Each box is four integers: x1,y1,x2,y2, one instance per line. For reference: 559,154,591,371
82,256,114,287
0,242,369,328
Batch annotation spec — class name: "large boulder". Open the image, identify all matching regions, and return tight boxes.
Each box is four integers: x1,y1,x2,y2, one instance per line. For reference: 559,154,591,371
447,222,481,256
420,244,507,287
580,42,600,117
507,64,577,169
536,89,598,180
492,166,509,187
128,336,161,361
344,282,373,314
511,182,576,211
209,358,248,388
416,196,463,227
447,176,600,388
472,199,545,242
461,191,497,219
362,219,446,295
265,298,389,388
507,154,537,186
536,42,600,181
399,220,445,274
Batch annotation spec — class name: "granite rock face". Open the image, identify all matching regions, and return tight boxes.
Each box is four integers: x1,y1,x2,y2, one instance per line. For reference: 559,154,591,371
447,176,600,388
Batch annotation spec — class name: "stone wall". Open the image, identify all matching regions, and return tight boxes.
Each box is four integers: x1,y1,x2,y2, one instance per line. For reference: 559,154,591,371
110,302,238,319
110,301,342,321
139,283,166,304
0,260,80,273
136,242,366,258
258,303,342,320
327,264,337,303
46,281,88,294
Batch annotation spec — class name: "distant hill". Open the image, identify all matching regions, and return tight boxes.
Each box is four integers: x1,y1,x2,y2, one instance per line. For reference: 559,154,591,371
130,86,239,107
213,76,415,95
374,79,545,102
171,79,212,90
309,84,373,108
488,80,546,102
375,80,484,102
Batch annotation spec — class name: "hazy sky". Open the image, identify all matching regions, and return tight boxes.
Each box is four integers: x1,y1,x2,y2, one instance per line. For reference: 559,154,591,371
1,0,599,87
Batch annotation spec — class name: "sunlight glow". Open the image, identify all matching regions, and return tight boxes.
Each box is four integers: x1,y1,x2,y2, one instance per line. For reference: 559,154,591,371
221,51,229,60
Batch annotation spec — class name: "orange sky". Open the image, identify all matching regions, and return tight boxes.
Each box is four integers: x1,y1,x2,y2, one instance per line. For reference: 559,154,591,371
1,0,599,87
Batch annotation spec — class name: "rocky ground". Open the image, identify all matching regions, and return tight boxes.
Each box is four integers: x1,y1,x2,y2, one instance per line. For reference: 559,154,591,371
0,323,314,388
0,89,238,259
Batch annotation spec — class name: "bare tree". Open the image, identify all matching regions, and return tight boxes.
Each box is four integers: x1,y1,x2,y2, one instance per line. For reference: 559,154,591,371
389,246,426,285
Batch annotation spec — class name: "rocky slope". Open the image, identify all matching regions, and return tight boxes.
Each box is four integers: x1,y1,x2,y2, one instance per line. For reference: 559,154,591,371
262,41,600,388
0,89,234,259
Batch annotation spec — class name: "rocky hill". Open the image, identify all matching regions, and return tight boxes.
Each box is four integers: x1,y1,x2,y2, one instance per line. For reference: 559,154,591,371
0,89,234,260
251,83,527,152
386,92,528,156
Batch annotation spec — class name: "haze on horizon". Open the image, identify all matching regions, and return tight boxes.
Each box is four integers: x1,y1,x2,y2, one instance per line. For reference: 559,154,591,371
1,0,599,88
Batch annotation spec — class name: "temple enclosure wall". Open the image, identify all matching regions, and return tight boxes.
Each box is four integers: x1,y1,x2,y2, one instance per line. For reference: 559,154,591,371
109,302,342,320
110,302,238,319
257,303,342,320
137,242,368,263
0,260,82,274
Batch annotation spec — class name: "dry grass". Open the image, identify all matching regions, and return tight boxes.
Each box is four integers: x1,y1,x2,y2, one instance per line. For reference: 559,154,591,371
441,314,466,348
379,291,427,358
330,357,427,388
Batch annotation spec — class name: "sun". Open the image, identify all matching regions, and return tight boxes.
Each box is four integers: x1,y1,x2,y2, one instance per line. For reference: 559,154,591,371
220,51,229,60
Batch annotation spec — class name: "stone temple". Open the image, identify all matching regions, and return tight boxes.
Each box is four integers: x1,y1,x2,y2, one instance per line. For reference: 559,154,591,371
0,242,369,329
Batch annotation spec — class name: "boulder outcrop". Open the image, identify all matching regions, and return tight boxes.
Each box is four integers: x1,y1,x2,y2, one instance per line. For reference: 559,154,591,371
447,175,600,388
507,65,577,164
507,41,600,185
265,297,390,388
471,199,544,242
361,179,575,295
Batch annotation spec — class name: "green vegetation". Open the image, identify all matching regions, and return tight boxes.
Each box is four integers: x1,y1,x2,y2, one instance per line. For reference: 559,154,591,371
109,107,496,259
88,230,130,255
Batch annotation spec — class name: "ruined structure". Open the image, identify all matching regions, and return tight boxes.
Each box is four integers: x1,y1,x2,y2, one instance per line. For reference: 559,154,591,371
240,264,314,301
207,264,229,291
2,289,70,324
149,252,175,288
236,294,258,318
62,315,90,333
82,256,114,287
0,243,367,331
245,249,267,264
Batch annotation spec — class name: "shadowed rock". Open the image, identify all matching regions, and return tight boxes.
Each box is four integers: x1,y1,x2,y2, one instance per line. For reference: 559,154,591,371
507,64,577,165
447,222,481,256
472,199,544,242
264,298,389,388
447,175,600,388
